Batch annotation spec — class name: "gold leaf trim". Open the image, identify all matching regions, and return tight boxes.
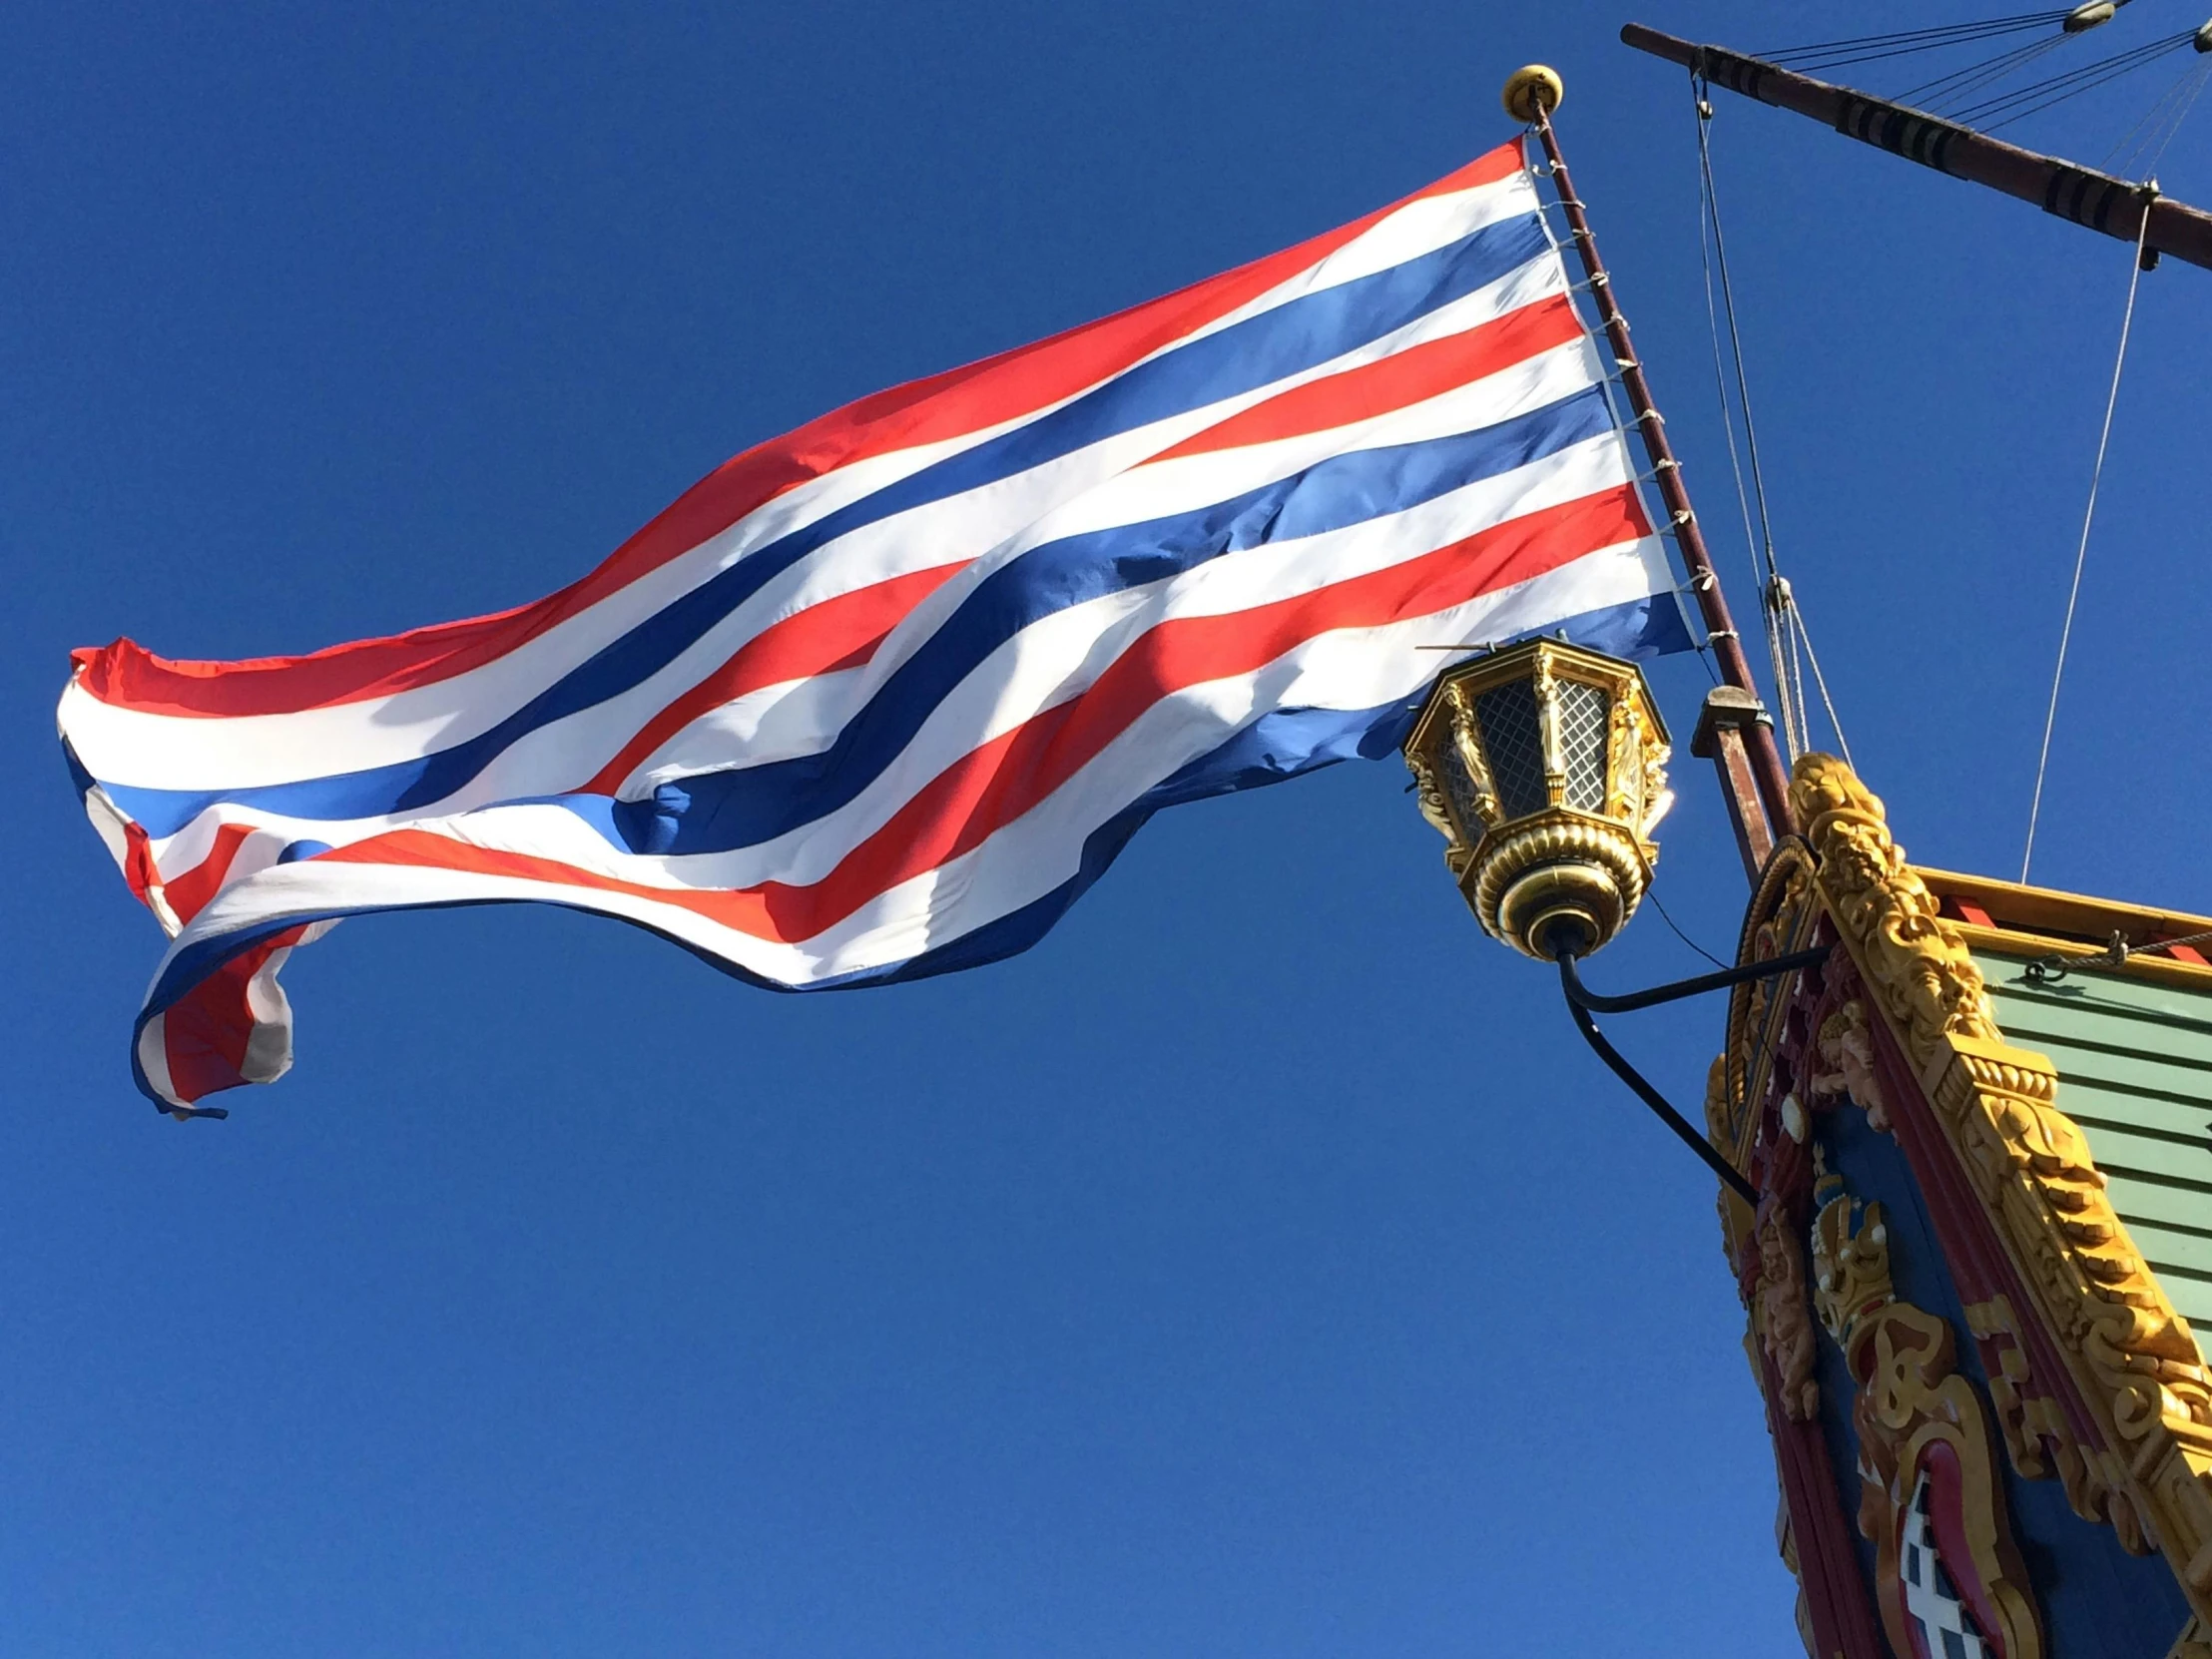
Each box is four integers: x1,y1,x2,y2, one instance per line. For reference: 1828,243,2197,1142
1792,752,2212,1611
1813,1170,2044,1659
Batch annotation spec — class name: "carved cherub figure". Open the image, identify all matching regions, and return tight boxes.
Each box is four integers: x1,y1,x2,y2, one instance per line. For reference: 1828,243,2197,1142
1756,1211,1821,1422
1812,1000,1891,1133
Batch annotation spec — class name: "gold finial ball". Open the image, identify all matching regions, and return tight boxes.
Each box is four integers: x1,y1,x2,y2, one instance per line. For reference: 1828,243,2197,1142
1502,64,1564,123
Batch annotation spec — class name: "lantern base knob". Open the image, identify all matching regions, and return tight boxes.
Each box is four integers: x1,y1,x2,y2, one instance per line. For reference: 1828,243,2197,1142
1466,810,1653,960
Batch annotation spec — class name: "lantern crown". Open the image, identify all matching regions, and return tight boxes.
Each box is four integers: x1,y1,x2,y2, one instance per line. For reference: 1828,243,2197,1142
1401,639,1672,959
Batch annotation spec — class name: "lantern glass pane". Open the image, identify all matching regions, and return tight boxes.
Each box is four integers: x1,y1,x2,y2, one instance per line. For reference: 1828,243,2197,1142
1556,679,1610,812
1474,680,1548,819
1438,735,1487,839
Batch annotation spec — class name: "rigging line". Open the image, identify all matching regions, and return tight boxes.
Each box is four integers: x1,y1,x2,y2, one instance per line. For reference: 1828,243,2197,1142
1914,37,2067,108
1963,39,2185,125
1795,25,2067,82
1786,590,1857,769
1647,883,1732,971
1778,592,1796,756
1954,30,2190,118
2106,54,2212,173
1985,48,2192,129
1910,35,2072,113
2132,76,2208,171
1764,572,1805,756
1777,602,1800,757
1764,11,2067,64
1694,81,1807,754
1767,610,1801,755
1770,19,2062,63
1767,9,2065,53
1955,31,2192,124
1691,90,1782,714
1690,635,1724,686
2140,57,2212,165
1694,109,1782,587
1984,50,2197,131
1782,30,2064,78
2022,196,2154,883
2101,54,2198,165
2120,924,2212,956
1768,611,1800,755
2146,925,2212,955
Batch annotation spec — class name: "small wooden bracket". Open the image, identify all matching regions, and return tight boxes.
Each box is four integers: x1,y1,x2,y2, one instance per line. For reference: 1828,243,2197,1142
1693,686,1780,882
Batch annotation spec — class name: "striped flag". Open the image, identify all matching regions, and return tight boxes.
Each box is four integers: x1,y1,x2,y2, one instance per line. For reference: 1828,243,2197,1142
61,136,1693,1115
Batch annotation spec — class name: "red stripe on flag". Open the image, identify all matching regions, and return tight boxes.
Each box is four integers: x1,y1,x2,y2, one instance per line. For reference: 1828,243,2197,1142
161,927,304,1103
74,143,1530,720
160,823,257,925
307,483,1647,945
581,562,966,795
1153,293,1586,461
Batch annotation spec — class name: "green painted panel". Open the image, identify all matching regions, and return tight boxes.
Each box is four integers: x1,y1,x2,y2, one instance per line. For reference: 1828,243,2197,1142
2063,1122,2212,1182
1985,1028,2212,1105
1983,1024,2212,1092
2084,1175,2212,1232
2125,1228,2212,1329
2110,1219,2212,1278
1974,950,2212,1333
2044,1079,2212,1146
1980,961,2212,1069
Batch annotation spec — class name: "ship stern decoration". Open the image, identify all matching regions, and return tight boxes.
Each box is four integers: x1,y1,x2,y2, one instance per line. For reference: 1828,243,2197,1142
1709,754,2212,1659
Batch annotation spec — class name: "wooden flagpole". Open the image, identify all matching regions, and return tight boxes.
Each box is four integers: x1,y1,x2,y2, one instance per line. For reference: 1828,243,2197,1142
1508,68,1798,868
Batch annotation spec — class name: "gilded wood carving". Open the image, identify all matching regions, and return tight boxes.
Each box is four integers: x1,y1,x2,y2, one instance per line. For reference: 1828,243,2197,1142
1963,1294,2139,1550
1811,1000,1889,1134
1714,838,1819,1171
1758,1205,1821,1423
1791,753,2212,1614
1811,1158,2044,1659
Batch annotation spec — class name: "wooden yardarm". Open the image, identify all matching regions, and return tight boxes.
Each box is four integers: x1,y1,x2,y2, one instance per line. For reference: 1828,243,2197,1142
1621,23,2212,275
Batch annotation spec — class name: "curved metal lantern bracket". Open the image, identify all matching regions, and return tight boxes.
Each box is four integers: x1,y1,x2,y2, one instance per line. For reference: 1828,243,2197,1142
1551,935,1832,1207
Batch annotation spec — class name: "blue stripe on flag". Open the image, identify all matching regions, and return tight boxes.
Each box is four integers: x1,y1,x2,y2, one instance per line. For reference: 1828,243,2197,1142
609,385,1618,856
100,217,1550,840
809,586,1692,986
128,586,1686,1102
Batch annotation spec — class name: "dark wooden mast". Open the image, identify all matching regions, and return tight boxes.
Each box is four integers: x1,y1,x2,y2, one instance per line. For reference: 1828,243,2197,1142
1621,22,2212,274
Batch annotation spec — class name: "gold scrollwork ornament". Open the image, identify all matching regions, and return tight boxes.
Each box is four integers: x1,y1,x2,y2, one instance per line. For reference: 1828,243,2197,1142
1792,753,2212,1604
1811,1160,2045,1659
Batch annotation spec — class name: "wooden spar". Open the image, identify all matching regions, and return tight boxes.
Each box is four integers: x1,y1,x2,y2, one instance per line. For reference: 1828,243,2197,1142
1522,93,1798,849
1620,22,2212,275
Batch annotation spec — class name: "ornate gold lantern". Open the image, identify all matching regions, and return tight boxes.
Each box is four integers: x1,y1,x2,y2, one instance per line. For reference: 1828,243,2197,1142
1402,639,1672,960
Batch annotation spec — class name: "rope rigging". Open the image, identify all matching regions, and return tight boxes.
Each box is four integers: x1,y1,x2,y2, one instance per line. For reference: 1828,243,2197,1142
1689,80,1857,769
1901,32,2077,113
2020,196,2156,883
1761,10,2077,75
1666,10,2198,881
1761,2,2212,150
1954,27,2203,130
2101,43,2212,170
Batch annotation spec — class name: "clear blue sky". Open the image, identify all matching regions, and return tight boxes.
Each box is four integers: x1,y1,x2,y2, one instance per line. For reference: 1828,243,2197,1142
8,3,2209,1653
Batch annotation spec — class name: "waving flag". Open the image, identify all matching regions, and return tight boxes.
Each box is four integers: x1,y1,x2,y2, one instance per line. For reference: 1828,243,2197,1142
62,136,1692,1115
